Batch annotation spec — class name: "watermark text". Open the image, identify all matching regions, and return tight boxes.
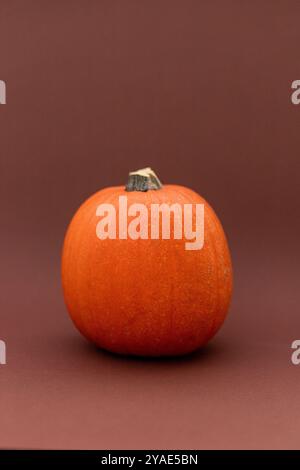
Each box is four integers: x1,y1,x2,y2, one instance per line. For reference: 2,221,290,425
96,196,204,250
0,80,6,104
0,340,6,365
291,340,300,365
291,80,300,105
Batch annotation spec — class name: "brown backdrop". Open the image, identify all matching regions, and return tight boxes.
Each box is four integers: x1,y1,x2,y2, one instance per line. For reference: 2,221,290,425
1,0,300,449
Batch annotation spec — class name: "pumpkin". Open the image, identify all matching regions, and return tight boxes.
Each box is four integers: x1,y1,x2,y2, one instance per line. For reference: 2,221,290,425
61,168,232,356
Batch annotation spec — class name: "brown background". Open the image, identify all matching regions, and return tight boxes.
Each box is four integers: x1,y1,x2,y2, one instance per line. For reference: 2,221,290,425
1,0,300,449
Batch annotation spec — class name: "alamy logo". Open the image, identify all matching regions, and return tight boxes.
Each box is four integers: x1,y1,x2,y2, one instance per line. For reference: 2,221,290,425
291,80,300,105
0,340,6,365
0,80,6,104
95,195,204,251
291,340,300,365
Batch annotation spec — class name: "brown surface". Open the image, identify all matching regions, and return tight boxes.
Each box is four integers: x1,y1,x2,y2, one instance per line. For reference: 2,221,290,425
0,1,300,449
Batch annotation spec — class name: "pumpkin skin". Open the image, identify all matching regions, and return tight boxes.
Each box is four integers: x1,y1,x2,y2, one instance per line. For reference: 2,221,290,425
62,173,232,357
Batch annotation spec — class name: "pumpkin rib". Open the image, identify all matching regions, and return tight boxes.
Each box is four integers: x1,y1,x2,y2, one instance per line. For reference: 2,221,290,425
87,189,122,344
206,210,232,341
63,187,118,343
167,185,199,349
175,185,218,348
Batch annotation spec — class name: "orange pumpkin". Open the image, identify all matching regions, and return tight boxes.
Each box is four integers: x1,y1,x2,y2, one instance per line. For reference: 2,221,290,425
62,168,232,356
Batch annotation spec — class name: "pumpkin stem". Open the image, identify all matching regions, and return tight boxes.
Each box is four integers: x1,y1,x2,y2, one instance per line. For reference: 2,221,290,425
125,167,162,192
